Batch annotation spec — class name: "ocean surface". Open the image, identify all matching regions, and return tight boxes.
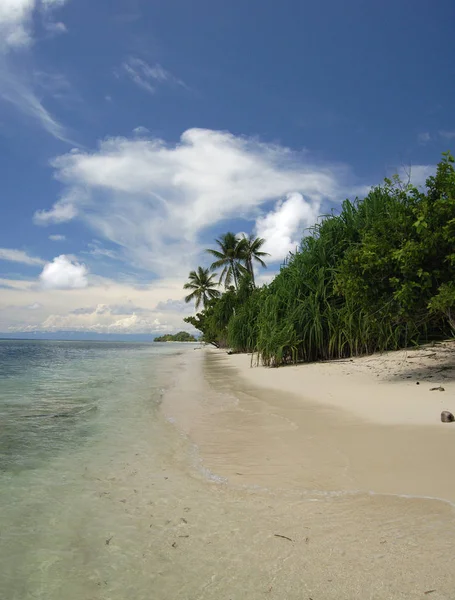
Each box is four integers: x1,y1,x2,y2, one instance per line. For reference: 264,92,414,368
0,340,191,599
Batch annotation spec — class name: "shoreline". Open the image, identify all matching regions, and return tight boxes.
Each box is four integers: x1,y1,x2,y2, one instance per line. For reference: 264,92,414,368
163,344,455,505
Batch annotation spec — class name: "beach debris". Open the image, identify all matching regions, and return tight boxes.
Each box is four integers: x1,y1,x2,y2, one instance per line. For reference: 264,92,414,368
105,536,113,545
172,542,177,548
441,411,455,423
424,591,436,595
274,534,293,542
416,381,420,385
180,518,187,524
430,386,445,391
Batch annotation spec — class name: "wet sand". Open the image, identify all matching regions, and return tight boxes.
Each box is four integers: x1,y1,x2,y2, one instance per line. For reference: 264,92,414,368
160,346,455,599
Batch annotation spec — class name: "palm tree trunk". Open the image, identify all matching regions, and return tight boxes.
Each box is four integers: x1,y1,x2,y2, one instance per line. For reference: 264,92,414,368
247,258,255,287
231,259,238,289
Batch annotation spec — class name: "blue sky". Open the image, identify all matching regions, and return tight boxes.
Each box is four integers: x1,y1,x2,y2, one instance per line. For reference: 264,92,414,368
0,0,454,336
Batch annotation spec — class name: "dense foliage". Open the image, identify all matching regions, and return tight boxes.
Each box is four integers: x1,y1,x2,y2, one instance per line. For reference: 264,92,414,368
184,153,455,365
154,331,197,342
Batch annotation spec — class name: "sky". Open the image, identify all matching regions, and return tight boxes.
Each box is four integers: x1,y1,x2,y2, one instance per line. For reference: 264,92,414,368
0,0,454,338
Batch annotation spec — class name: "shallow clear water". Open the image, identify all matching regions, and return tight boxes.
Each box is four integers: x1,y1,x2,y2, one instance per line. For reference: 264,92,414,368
0,340,190,599
0,340,183,473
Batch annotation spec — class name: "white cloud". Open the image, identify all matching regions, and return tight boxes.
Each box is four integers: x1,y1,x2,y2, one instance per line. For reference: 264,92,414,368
0,0,69,52
397,164,435,189
41,0,69,8
0,68,71,141
0,0,35,50
44,20,66,34
34,195,78,224
119,57,187,95
49,234,66,241
0,247,45,266
27,302,41,309
255,193,321,261
0,1,72,141
133,126,150,136
155,298,193,313
0,273,200,333
39,255,88,289
35,128,363,277
439,130,455,140
418,132,431,144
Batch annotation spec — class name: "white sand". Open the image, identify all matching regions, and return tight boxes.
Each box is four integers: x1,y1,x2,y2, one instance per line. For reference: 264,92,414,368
226,341,455,426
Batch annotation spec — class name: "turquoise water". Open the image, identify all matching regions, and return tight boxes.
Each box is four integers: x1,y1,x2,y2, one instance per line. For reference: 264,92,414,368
0,340,182,473
0,340,191,599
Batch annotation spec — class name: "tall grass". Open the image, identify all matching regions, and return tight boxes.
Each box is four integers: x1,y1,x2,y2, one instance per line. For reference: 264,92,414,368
203,154,455,365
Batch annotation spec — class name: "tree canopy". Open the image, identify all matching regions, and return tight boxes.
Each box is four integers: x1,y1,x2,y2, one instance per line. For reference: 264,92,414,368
184,153,455,364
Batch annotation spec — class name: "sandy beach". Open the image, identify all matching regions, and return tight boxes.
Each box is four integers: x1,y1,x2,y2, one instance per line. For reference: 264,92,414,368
158,343,455,599
227,341,455,427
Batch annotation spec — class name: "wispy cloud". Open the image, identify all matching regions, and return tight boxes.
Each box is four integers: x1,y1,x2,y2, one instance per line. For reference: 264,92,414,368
0,1,73,142
34,128,366,277
0,247,45,266
418,132,431,144
49,234,66,241
34,191,81,224
118,57,188,95
0,69,71,142
439,130,455,140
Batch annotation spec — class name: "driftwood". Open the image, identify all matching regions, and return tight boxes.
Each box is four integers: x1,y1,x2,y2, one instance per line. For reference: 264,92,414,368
274,534,293,542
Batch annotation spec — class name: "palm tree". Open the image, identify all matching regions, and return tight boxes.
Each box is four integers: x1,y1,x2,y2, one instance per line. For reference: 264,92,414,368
239,234,270,287
183,266,220,310
206,232,246,290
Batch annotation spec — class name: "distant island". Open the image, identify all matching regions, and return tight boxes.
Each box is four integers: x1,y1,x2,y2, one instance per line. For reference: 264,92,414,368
154,331,198,342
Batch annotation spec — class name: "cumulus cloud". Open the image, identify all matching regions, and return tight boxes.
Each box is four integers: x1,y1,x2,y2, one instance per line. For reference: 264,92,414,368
119,57,187,95
34,128,363,276
255,193,321,261
0,247,45,266
39,255,88,289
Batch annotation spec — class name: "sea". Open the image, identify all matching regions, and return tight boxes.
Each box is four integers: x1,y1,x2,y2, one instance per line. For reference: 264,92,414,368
0,339,192,600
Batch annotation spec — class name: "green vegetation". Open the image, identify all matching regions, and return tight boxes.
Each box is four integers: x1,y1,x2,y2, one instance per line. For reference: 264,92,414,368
183,266,220,310
184,153,455,365
154,331,198,342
